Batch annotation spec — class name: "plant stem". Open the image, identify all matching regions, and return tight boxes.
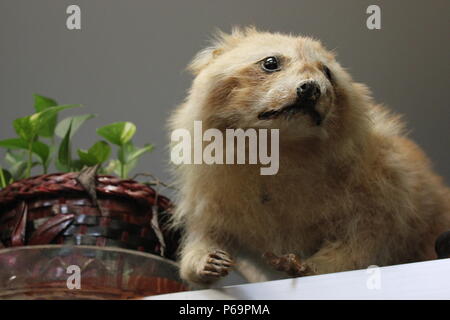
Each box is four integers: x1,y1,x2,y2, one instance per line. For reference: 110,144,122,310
26,142,33,178
0,166,6,188
119,144,126,179
120,162,125,179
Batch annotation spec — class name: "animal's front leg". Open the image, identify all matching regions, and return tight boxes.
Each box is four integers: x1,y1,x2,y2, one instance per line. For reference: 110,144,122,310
263,252,316,277
264,239,384,277
179,233,234,287
199,249,234,281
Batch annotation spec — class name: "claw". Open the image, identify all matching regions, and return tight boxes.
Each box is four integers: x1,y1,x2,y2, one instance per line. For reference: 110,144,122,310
208,258,232,267
263,251,313,277
198,249,233,283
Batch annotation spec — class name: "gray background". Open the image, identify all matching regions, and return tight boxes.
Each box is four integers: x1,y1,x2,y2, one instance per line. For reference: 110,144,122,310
1,0,449,185
0,0,449,287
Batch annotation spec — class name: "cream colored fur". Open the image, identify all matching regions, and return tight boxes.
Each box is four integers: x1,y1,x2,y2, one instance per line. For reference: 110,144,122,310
168,27,450,287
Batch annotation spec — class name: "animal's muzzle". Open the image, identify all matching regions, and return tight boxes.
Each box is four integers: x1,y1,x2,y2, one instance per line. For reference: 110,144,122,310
258,80,324,125
296,80,321,107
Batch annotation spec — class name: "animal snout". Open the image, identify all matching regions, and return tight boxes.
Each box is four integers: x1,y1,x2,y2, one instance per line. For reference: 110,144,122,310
296,81,321,103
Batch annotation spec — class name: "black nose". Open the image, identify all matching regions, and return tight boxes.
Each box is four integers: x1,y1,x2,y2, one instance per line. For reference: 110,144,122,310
297,81,321,102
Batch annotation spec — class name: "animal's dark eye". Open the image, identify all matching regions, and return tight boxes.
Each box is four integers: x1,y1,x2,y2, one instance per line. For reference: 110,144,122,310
323,65,332,81
261,56,280,72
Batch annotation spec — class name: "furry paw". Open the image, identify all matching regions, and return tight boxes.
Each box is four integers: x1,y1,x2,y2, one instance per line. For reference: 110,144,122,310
263,252,315,277
197,249,233,283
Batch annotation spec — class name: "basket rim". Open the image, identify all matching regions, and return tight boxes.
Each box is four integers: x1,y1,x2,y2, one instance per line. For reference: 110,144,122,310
0,172,172,210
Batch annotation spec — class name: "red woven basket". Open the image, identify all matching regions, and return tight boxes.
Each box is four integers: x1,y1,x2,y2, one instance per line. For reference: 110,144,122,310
0,173,180,261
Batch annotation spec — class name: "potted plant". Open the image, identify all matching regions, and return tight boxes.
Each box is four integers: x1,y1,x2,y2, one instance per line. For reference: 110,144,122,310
0,94,184,299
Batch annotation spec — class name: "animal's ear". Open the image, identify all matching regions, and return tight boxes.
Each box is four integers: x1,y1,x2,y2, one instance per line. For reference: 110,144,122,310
187,46,224,75
187,27,256,75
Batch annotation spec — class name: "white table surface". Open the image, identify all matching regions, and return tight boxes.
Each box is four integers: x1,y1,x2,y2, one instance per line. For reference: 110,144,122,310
146,258,450,300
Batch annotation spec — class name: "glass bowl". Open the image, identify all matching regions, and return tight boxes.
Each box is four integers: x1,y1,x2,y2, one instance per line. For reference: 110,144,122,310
0,245,186,299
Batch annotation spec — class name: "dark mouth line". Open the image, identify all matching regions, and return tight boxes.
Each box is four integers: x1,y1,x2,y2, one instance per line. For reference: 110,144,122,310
257,102,323,125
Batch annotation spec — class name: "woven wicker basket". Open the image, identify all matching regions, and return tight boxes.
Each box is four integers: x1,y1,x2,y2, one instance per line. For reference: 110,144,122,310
0,173,180,261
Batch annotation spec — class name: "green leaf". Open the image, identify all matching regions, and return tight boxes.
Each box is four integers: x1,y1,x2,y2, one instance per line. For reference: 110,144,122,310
97,122,136,146
0,167,11,188
34,94,58,112
13,117,34,142
13,104,81,142
31,141,51,165
9,161,38,181
44,145,56,172
58,121,72,169
33,94,58,138
115,142,152,178
127,144,154,162
55,160,65,172
88,141,111,163
116,142,152,178
117,141,135,164
0,138,50,165
4,150,25,181
5,150,26,166
103,159,121,176
123,159,138,178
55,114,96,138
70,160,84,171
30,104,81,135
77,149,98,167
77,141,111,166
118,142,137,178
